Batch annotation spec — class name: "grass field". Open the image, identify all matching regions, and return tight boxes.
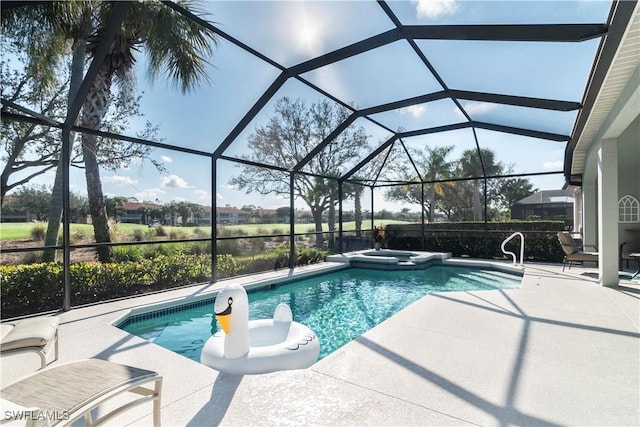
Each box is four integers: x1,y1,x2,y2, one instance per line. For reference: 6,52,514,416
0,220,409,241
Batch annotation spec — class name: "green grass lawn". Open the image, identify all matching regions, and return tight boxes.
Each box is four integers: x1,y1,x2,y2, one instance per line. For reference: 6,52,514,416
0,220,409,241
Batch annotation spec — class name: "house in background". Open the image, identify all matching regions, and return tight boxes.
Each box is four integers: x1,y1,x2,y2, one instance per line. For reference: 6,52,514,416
565,2,639,286
119,202,163,224
215,207,248,225
510,190,574,226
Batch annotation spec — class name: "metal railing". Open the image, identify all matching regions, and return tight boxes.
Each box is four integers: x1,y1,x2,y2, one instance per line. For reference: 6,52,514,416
501,232,525,266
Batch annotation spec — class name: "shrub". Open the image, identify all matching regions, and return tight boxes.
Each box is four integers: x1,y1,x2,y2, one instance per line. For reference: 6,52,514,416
217,239,242,256
219,227,247,238
21,251,44,264
233,228,248,237
183,241,211,255
108,219,118,240
141,243,177,259
155,225,168,237
249,238,266,252
30,223,46,241
0,253,218,319
385,221,565,262
193,228,209,238
132,229,145,242
72,230,85,241
0,246,328,319
112,245,143,262
217,254,238,278
169,228,188,240
56,231,80,245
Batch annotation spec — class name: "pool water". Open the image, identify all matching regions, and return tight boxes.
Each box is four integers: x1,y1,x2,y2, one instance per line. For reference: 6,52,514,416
120,266,521,361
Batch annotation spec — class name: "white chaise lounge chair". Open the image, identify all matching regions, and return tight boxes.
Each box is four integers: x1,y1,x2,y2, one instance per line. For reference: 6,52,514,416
1,359,162,426
1,317,59,369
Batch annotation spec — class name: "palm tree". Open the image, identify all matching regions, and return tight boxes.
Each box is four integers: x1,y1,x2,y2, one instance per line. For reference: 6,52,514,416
5,1,217,262
352,184,363,237
136,205,153,225
458,148,503,221
419,145,454,222
80,2,217,261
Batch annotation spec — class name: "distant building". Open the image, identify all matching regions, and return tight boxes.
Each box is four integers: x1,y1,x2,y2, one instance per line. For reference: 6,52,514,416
216,207,247,225
0,195,33,222
510,190,574,226
119,202,163,224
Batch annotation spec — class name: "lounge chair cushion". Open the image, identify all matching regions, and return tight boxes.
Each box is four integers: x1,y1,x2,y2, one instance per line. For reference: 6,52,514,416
1,359,162,427
566,252,599,262
1,318,59,352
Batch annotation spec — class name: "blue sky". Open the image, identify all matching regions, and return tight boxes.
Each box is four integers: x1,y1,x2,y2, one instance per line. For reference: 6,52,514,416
23,0,613,212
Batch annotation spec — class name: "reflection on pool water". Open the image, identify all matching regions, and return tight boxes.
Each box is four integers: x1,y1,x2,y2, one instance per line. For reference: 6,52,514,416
119,265,522,362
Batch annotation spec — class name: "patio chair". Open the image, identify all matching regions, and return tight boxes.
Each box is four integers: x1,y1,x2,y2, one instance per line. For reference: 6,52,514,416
0,358,162,427
620,240,640,268
1,317,59,370
557,231,599,271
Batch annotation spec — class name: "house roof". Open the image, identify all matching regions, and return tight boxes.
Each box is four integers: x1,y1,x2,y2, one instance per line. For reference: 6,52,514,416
565,1,640,184
514,190,574,205
217,207,246,215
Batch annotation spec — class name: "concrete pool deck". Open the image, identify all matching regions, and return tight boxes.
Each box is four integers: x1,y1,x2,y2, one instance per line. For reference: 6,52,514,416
1,260,639,426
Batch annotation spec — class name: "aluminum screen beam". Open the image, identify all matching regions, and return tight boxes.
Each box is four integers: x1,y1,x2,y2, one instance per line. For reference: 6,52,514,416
398,122,470,139
213,72,289,158
473,122,570,141
289,29,401,76
450,90,582,111
341,135,399,182
402,24,608,42
292,113,359,172
288,24,608,79
359,91,448,115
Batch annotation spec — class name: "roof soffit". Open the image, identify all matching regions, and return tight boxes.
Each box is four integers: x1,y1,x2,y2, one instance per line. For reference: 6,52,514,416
571,1,640,176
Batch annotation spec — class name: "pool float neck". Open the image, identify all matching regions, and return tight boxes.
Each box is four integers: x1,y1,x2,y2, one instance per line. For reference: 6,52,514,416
214,286,250,359
201,284,320,375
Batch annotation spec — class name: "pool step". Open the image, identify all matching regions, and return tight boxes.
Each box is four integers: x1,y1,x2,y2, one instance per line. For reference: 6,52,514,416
398,261,416,266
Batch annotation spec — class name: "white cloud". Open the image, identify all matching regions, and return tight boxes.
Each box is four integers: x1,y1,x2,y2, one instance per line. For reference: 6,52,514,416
542,160,563,170
161,155,173,163
400,104,427,118
135,188,166,201
458,101,499,117
412,0,460,20
193,189,210,201
102,175,138,186
216,193,223,200
161,175,189,188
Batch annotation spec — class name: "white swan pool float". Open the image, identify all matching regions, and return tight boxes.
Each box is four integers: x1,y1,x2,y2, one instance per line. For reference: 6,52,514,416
200,284,320,375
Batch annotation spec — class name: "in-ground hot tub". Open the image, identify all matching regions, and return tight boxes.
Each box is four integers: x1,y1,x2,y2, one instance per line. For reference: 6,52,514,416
326,249,451,270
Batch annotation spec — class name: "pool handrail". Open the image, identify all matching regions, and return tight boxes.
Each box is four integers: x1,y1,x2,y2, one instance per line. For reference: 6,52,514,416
501,232,525,266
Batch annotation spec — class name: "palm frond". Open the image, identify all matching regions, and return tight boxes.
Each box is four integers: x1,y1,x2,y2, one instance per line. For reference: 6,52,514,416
141,1,218,93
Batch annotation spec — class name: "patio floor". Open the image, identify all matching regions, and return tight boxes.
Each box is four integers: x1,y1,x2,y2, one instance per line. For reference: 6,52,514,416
2,260,639,426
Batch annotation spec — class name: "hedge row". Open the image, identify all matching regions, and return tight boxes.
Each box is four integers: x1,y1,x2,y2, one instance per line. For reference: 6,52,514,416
1,248,328,319
384,221,566,262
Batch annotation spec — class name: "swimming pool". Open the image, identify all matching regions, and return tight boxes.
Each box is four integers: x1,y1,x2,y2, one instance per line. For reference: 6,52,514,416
118,265,521,361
